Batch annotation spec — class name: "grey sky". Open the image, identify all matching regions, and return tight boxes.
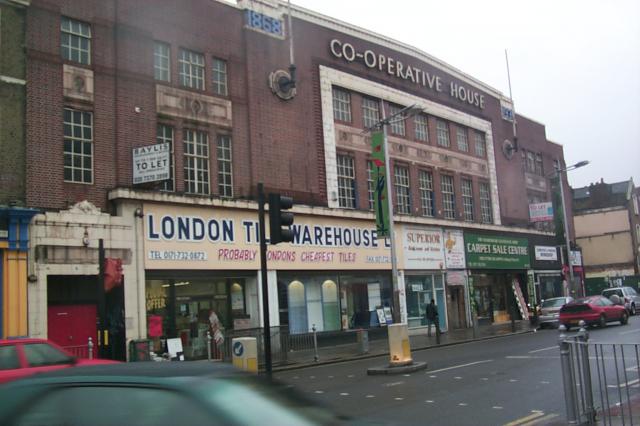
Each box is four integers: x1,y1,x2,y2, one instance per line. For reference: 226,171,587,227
291,0,640,188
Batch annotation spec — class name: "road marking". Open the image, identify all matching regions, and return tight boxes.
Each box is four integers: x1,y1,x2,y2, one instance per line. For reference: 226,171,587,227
454,376,462,380
314,390,324,394
619,328,640,335
458,403,468,406
310,376,315,379
340,392,349,396
482,377,489,381
384,381,404,387
506,355,560,359
528,346,556,353
403,374,411,377
347,374,355,378
520,413,559,426
509,379,518,382
609,378,640,388
540,381,550,384
394,397,404,401
366,395,375,398
328,375,334,378
493,406,503,410
425,400,434,403
429,375,437,378
503,411,545,426
428,359,493,374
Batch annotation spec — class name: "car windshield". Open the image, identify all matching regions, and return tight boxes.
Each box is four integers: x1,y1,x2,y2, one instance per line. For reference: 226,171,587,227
541,299,566,308
602,289,622,298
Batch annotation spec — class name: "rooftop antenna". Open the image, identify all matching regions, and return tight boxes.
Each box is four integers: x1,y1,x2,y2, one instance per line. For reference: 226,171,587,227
269,0,296,100
505,49,518,152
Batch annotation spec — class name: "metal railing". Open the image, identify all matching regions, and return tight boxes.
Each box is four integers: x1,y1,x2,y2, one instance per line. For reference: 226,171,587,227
559,322,639,425
62,337,94,359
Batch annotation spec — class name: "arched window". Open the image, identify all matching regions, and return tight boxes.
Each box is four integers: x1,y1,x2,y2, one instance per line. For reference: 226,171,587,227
321,280,340,331
288,281,308,334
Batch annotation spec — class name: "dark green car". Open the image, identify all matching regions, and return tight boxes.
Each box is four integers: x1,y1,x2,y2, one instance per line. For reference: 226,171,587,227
0,362,345,426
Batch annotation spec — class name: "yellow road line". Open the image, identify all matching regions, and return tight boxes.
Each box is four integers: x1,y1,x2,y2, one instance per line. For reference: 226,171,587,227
503,411,545,426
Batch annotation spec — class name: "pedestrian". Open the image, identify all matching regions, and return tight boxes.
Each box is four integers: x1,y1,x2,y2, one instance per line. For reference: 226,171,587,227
208,309,224,360
425,299,438,337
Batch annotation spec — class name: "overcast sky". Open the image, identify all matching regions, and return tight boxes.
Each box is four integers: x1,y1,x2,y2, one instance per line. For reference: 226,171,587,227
291,0,640,189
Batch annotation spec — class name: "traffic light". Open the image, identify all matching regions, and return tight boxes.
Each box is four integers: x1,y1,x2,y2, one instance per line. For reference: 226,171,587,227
268,193,294,244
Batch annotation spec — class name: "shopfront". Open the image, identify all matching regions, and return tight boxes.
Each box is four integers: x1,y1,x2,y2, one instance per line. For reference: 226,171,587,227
530,238,563,301
465,233,531,324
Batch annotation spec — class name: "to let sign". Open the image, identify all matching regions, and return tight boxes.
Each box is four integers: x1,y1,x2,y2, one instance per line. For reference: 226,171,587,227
529,202,553,222
465,233,530,269
133,143,170,184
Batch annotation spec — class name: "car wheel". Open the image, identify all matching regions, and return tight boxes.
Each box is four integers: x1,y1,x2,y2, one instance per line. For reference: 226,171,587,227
621,312,629,325
631,304,636,316
599,314,607,328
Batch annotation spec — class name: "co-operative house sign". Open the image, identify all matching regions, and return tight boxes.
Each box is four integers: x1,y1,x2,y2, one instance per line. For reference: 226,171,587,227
330,39,486,109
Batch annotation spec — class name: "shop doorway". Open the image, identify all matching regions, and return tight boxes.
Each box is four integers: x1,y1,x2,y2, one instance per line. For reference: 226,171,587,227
447,286,466,329
47,304,97,350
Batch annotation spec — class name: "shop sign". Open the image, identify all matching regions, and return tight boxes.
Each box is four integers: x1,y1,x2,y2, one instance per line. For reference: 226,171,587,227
446,270,466,286
444,229,466,269
402,226,445,270
529,202,554,223
144,203,393,270
535,245,558,261
465,233,530,269
132,143,170,184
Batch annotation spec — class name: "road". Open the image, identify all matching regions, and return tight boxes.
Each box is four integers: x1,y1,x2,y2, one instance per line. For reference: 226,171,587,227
275,316,640,425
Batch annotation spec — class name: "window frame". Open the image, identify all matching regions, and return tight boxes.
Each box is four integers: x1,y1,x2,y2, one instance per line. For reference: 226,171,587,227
474,131,486,157
456,126,469,152
414,114,429,142
366,160,375,211
60,16,91,65
217,134,233,198
394,164,411,215
332,87,352,123
362,97,380,129
156,124,175,192
212,57,228,96
153,42,171,82
441,174,456,219
388,104,406,136
336,154,356,209
479,181,493,224
183,129,210,195
178,48,205,90
418,169,435,217
63,108,93,184
461,178,474,222
436,119,450,148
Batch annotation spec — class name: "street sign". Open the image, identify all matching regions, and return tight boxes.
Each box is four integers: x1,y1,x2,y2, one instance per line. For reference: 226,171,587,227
233,341,244,357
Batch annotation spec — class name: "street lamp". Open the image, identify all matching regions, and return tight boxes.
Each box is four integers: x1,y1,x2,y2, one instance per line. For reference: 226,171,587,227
550,160,589,297
367,102,423,324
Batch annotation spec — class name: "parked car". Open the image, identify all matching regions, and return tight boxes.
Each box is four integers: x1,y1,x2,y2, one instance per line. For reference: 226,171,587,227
538,296,573,328
559,295,629,330
0,362,345,426
0,338,118,385
601,286,640,315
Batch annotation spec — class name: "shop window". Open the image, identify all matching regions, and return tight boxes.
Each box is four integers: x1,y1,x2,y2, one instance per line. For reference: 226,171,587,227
230,282,245,316
288,281,308,334
321,280,340,331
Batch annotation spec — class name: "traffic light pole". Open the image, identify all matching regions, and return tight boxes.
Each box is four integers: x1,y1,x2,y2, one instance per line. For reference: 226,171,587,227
257,183,272,379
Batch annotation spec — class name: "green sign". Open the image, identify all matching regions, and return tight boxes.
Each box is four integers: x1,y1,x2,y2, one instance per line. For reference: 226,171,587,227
465,234,530,269
371,131,390,238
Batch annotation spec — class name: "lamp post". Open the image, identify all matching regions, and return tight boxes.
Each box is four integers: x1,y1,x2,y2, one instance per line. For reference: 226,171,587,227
552,160,589,297
369,102,423,323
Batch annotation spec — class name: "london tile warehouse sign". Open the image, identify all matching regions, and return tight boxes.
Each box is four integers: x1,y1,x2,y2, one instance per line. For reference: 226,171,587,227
330,39,486,109
465,234,530,269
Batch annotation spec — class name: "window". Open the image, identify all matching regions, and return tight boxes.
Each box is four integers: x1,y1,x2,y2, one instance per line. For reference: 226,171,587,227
419,170,435,217
23,343,71,367
441,175,456,219
156,124,175,191
461,178,474,221
178,49,205,90
183,129,210,195
337,155,356,208
479,182,493,223
63,108,93,184
217,135,233,198
415,114,428,142
389,105,406,136
526,151,536,173
394,165,411,214
0,345,19,370
61,17,91,65
456,126,469,152
362,97,380,129
332,88,351,122
367,160,375,211
474,131,486,157
436,119,450,147
553,159,561,172
212,57,228,96
535,153,544,175
154,42,170,82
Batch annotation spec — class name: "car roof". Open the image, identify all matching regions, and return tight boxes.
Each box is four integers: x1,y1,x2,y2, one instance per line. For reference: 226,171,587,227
0,338,49,345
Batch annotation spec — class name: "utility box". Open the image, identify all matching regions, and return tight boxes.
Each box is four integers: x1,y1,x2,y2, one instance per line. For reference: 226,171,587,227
387,324,412,366
357,329,369,354
231,337,257,373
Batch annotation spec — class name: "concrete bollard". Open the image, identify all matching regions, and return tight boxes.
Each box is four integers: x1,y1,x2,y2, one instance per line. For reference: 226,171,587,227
312,324,319,362
88,337,94,360
207,331,212,361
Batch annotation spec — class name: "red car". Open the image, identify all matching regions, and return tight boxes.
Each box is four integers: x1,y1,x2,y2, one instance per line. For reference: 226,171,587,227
559,295,629,330
0,338,119,384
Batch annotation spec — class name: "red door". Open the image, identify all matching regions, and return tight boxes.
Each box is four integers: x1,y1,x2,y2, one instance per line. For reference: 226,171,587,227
47,305,98,357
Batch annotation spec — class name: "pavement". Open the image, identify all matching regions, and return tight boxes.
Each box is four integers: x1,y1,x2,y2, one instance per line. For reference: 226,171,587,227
274,320,535,371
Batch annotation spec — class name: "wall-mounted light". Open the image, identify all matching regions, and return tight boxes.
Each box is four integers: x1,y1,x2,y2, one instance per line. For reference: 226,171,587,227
82,228,90,247
27,274,38,283
134,208,144,218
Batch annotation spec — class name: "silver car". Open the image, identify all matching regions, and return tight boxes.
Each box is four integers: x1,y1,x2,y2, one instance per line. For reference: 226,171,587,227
602,287,640,315
538,296,573,328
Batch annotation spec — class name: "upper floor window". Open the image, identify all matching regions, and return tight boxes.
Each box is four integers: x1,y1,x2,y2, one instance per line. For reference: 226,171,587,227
61,17,91,65
389,105,406,136
217,135,233,198
362,97,380,129
461,178,474,221
436,119,450,147
419,170,435,217
415,114,429,142
456,126,469,152
337,155,356,208
535,153,544,175
479,182,493,223
184,129,210,195
212,58,228,96
474,131,486,157
526,151,536,174
367,160,375,211
154,42,170,82
179,49,205,90
441,175,456,219
332,88,352,122
156,124,175,191
63,108,93,184
553,159,562,173
394,165,411,214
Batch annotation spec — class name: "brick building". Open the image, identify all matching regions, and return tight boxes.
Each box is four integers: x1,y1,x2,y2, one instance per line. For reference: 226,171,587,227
7,0,575,359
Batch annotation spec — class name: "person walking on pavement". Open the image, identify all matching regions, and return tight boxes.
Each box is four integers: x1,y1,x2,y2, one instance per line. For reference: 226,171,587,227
425,299,438,337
